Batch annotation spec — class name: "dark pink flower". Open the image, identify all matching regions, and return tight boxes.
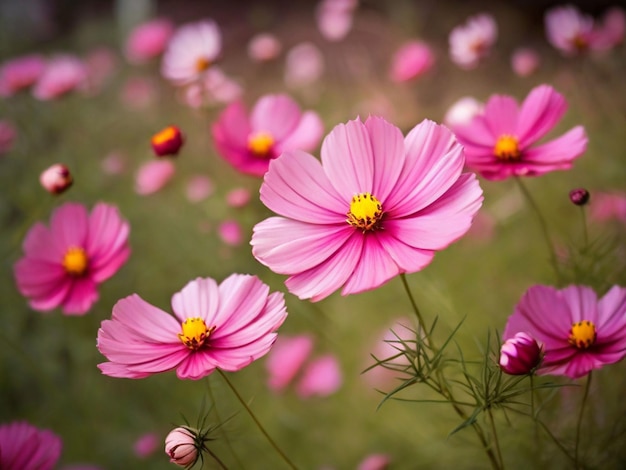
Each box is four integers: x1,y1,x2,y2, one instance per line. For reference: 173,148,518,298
389,40,435,83
125,18,174,64
14,202,130,315
0,421,62,470
212,93,324,177
503,285,626,379
499,332,543,375
217,220,243,246
32,55,88,100
0,54,45,97
97,275,288,380
452,84,587,180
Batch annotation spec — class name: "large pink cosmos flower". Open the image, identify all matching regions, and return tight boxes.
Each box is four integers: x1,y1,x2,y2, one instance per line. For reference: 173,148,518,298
0,421,62,470
0,54,46,97
161,20,221,85
211,94,324,177
251,116,483,301
97,275,288,380
449,13,497,69
452,84,587,180
14,202,130,315
503,285,626,379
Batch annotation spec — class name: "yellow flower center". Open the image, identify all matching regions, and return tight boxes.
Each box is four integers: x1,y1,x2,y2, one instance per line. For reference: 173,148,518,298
62,247,88,276
494,135,521,161
178,317,214,351
195,57,211,73
247,131,275,157
346,193,383,232
152,126,178,145
568,320,597,349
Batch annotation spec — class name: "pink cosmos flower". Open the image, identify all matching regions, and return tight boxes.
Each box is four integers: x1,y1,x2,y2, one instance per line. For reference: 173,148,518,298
182,67,242,109
266,334,315,392
544,5,611,55
251,116,483,301
248,33,282,62
0,54,45,97
211,93,324,177
161,20,221,85
32,55,87,100
0,421,62,470
97,275,288,380
452,84,587,180
0,119,17,156
14,202,130,315
284,42,325,89
503,285,626,379
295,354,343,398
443,96,484,128
316,0,358,42
125,18,174,64
185,175,214,202
135,160,175,195
511,47,540,77
449,13,497,69
389,40,435,83
598,7,625,48
589,191,626,223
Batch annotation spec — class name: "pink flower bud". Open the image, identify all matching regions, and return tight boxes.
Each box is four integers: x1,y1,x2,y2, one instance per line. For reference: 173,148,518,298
40,163,73,194
500,332,543,375
164,427,200,468
569,188,590,206
151,125,184,157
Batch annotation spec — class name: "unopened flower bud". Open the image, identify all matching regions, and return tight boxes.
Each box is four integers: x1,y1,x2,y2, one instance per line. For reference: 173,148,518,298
164,426,200,468
151,125,184,157
569,188,590,206
499,332,543,375
40,163,73,194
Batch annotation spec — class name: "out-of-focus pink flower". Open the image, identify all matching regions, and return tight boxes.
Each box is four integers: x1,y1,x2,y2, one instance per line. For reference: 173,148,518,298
14,202,130,315
134,432,159,458
511,47,540,77
40,163,73,194
0,119,17,155
161,20,221,85
295,354,342,398
32,55,88,100
284,42,325,89
182,67,242,109
186,175,213,202
443,96,483,128
218,220,243,246
357,454,391,470
83,47,118,95
151,125,184,157
248,33,282,62
212,93,324,177
97,275,288,379
101,151,126,175
225,187,251,208
135,160,175,195
251,117,483,301
544,5,604,55
316,0,358,42
0,421,62,470
389,40,435,82
504,285,626,379
598,7,626,48
0,54,46,97
449,13,497,69
120,76,158,110
165,427,200,468
266,334,315,392
125,18,174,64
452,84,587,180
589,191,626,223
499,332,543,375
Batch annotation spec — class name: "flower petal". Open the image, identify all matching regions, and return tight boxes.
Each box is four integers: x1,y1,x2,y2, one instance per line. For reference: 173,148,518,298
171,277,220,322
522,126,587,165
341,235,400,295
50,202,88,249
517,84,567,147
482,94,519,137
250,94,301,142
276,110,324,153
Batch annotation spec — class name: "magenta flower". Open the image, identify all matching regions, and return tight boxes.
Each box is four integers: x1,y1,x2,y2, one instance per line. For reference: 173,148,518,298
32,55,87,101
251,116,483,301
211,94,324,177
389,40,435,83
14,202,130,315
503,285,626,379
0,54,45,97
0,421,62,470
452,84,587,180
449,13,497,69
97,275,288,380
124,18,174,64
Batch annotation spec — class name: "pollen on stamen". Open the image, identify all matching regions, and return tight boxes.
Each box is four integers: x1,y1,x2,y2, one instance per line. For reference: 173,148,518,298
346,192,383,232
494,135,521,161
247,131,275,158
62,247,88,276
568,320,597,349
178,317,215,351
195,57,211,73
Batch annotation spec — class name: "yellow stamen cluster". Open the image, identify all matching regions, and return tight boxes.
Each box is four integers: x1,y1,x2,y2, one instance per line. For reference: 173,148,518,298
195,57,211,73
494,135,521,161
568,320,597,349
178,317,214,351
152,126,179,145
346,193,383,232
247,131,275,157
62,247,88,276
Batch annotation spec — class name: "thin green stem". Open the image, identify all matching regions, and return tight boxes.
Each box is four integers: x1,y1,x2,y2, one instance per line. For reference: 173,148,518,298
575,373,592,469
206,447,229,470
487,408,505,469
514,177,563,284
205,378,244,469
399,273,433,349
217,370,298,470
535,419,576,464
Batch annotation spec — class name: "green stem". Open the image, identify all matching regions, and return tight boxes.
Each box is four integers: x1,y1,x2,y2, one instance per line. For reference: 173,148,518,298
206,447,229,470
399,273,433,349
205,378,244,469
535,419,576,464
575,373,592,469
487,408,504,469
217,370,298,470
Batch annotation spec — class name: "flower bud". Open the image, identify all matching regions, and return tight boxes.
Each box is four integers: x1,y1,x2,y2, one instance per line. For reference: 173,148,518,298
499,332,543,375
569,188,590,206
40,163,73,194
164,427,200,468
151,125,184,157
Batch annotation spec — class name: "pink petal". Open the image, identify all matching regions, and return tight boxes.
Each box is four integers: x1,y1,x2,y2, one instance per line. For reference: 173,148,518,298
212,101,252,150
277,110,324,153
266,335,314,391
109,294,181,342
482,94,519,137
171,277,220,323
597,285,626,332
250,94,301,142
86,203,130,282
341,235,400,295
522,126,587,165
22,223,64,262
60,276,99,315
176,352,217,380
375,233,435,272
295,354,342,398
50,202,88,248
517,84,567,147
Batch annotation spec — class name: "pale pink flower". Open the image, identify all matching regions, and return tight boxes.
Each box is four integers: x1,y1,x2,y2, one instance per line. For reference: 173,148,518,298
358,454,391,470
316,0,358,42
389,40,435,82
598,7,626,48
544,5,603,55
39,163,73,194
266,334,315,392
101,151,126,175
443,96,484,128
225,187,251,208
182,67,242,109
134,433,159,458
212,93,324,177
217,220,243,246
452,84,587,180
97,275,287,379
186,175,214,202
125,18,174,64
120,76,158,110
248,33,282,62
0,119,17,155
165,427,200,468
295,354,342,398
32,55,88,100
503,285,626,379
284,42,325,88
161,20,221,85
0,54,46,97
589,191,626,223
511,47,540,77
135,160,175,195
449,13,497,69
251,116,483,301
0,421,62,470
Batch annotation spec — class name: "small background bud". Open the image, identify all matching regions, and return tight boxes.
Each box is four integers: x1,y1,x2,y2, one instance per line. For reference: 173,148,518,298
40,163,73,194
151,125,184,157
569,188,590,206
500,332,543,375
